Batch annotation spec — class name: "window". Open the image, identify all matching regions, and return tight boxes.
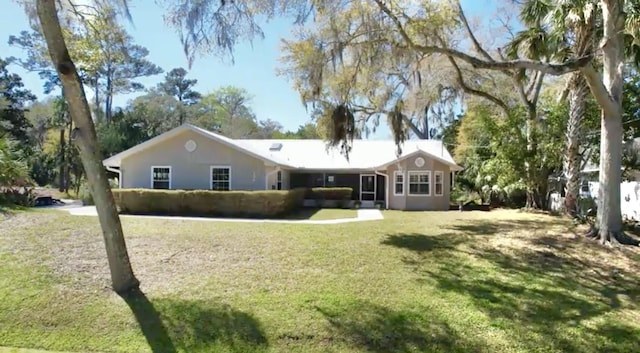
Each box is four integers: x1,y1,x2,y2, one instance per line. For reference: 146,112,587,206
277,171,282,190
394,171,404,195
151,166,171,189
408,171,430,196
210,166,231,191
435,171,444,196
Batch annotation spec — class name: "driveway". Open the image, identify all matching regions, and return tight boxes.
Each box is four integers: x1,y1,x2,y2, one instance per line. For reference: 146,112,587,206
65,206,384,224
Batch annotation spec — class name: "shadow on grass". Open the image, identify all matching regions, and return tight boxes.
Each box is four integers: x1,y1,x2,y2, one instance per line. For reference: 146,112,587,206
120,289,267,353
381,233,466,253
382,216,640,352
316,301,483,353
284,208,322,220
120,289,177,353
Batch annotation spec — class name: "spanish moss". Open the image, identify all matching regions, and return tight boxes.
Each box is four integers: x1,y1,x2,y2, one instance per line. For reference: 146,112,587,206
326,103,355,159
389,101,407,156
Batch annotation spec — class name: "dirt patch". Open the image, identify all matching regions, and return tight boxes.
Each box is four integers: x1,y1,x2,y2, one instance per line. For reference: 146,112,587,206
0,212,276,295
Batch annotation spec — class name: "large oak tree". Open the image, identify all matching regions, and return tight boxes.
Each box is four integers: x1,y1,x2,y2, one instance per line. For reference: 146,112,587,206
167,0,635,245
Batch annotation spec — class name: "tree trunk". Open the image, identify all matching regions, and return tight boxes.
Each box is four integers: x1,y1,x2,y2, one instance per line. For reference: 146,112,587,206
36,0,140,292
58,128,65,192
564,73,588,216
591,0,638,245
94,75,100,121
105,69,112,122
178,96,184,126
65,119,73,193
525,106,539,209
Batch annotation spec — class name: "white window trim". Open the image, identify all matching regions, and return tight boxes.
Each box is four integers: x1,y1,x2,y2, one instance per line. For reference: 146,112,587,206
150,166,172,189
210,165,232,191
360,173,376,201
434,171,444,196
393,170,405,196
407,170,431,197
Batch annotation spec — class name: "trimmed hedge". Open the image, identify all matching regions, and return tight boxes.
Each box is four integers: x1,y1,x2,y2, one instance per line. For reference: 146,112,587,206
305,187,353,201
112,188,305,218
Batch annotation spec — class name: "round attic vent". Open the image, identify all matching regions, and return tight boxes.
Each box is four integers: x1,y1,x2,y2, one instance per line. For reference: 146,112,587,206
185,140,197,152
415,157,425,168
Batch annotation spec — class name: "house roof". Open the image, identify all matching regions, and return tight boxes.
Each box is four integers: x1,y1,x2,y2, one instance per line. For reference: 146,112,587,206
237,138,463,171
103,124,463,171
103,124,294,168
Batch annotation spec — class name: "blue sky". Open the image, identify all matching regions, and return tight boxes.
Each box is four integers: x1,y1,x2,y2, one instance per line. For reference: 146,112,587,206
0,0,497,139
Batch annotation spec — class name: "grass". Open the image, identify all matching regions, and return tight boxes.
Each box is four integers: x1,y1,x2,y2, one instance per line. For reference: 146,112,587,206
286,207,357,220
0,209,639,353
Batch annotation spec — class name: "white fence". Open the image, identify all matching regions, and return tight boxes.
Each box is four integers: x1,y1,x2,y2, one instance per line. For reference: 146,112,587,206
550,181,640,221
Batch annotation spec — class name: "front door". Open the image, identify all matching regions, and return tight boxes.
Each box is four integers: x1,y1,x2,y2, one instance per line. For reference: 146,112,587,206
360,174,376,201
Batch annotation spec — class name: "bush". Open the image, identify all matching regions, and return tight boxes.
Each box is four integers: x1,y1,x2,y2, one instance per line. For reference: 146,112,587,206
0,187,36,207
112,188,306,218
78,183,94,206
305,187,353,201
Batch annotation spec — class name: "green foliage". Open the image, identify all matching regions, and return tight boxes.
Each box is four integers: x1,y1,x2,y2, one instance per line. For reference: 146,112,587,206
97,109,153,158
158,68,201,125
453,98,570,208
0,137,33,207
112,188,306,218
0,137,31,189
191,86,256,136
127,89,181,135
9,5,162,120
76,180,94,206
0,187,36,207
305,187,353,201
28,152,56,186
0,57,36,146
277,122,322,139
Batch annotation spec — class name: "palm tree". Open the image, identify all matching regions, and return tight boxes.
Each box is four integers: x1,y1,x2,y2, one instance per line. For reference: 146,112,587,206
509,0,597,216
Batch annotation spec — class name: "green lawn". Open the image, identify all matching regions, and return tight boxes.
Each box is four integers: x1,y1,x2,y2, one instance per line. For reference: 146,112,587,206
0,209,639,353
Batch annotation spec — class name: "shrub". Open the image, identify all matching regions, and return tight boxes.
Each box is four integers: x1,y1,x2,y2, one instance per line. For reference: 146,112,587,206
112,188,305,218
0,187,36,207
305,187,353,201
78,183,94,206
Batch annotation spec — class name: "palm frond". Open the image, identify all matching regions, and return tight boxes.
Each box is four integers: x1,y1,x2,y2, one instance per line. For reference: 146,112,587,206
504,26,553,60
519,0,553,27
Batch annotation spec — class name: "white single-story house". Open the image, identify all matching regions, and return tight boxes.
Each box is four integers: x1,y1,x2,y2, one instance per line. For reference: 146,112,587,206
102,124,463,211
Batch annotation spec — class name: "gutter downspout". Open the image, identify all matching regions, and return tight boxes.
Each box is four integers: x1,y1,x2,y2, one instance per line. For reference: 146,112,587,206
105,166,122,188
265,165,281,190
375,170,389,210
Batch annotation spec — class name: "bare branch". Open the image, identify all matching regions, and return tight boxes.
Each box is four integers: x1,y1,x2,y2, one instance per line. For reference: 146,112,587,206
447,55,510,116
372,0,592,76
453,0,494,62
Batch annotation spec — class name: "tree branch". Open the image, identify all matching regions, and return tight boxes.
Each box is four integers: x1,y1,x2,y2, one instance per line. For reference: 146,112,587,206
581,63,620,117
514,72,532,109
530,71,546,107
372,0,592,76
525,71,539,97
454,0,494,62
447,56,510,116
402,114,427,139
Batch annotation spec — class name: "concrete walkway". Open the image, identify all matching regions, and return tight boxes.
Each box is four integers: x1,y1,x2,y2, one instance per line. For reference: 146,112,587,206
65,206,384,224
